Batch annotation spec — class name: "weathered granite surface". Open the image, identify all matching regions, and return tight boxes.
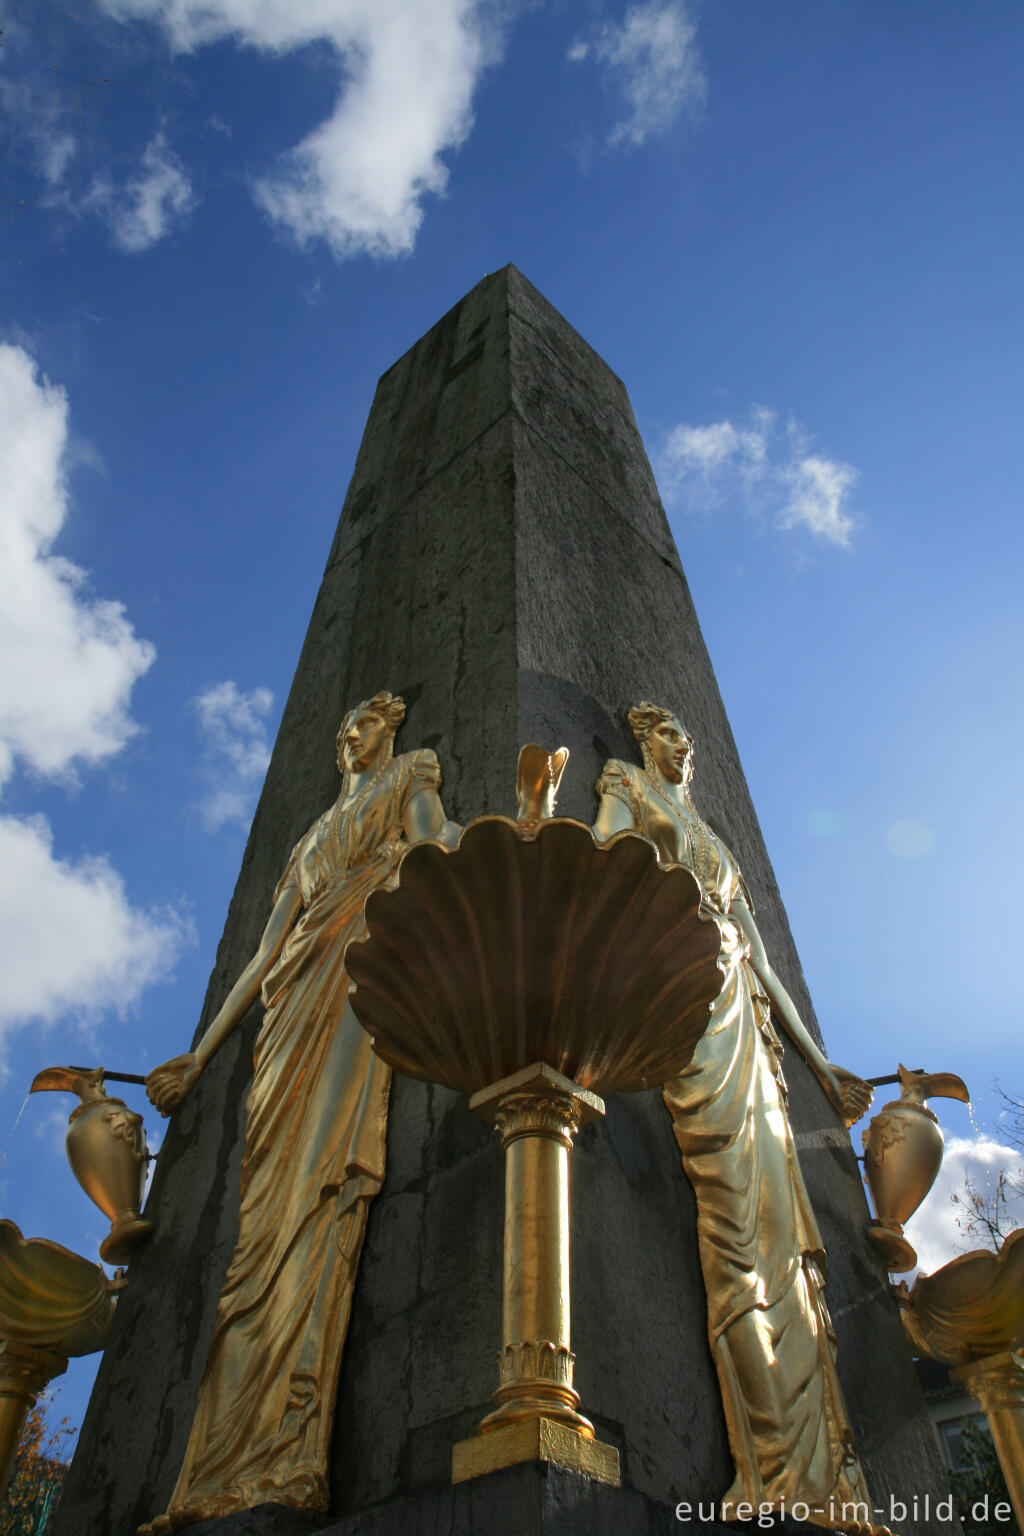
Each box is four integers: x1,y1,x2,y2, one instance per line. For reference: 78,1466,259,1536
50,268,951,1536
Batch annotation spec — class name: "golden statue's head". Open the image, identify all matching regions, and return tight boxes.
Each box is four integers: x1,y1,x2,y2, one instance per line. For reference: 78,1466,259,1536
336,691,406,776
628,701,694,789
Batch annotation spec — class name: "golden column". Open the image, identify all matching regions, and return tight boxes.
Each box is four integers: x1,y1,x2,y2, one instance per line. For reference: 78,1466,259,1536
454,1063,614,1483
0,1341,66,1494
951,1352,1024,1528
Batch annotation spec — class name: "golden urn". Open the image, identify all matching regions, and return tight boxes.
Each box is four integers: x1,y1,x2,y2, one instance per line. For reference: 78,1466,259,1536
861,1063,970,1273
348,811,724,1488
30,1066,153,1265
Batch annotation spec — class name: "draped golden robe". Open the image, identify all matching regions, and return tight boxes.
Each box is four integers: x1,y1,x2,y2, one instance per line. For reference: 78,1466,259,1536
154,748,441,1530
597,760,870,1518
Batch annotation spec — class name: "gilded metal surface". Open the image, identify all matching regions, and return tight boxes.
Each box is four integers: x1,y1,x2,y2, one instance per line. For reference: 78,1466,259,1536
0,1220,121,1358
895,1227,1024,1523
451,1415,620,1486
894,1226,1024,1365
139,692,455,1533
594,701,874,1521
862,1065,971,1273
456,1064,619,1483
0,1340,67,1499
515,742,569,829
0,1222,119,1499
949,1348,1024,1527
348,750,725,1492
30,1066,152,1264
347,815,723,1095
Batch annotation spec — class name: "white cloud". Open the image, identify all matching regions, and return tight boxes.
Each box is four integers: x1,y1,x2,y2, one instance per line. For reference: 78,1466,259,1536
0,344,155,788
0,76,79,189
0,814,191,1031
0,53,191,254
656,406,858,548
98,0,503,260
905,1135,1024,1277
779,450,857,546
192,680,273,831
84,133,195,253
569,1,705,148
0,346,187,1046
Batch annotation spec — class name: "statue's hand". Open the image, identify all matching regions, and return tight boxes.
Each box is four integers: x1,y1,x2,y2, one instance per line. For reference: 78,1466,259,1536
829,1063,874,1127
146,1053,201,1117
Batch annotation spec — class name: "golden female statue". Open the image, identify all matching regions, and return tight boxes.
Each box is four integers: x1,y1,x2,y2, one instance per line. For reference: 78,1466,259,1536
594,703,874,1521
142,692,454,1532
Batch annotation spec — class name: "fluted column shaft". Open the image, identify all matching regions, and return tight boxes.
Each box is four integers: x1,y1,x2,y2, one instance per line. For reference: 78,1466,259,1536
451,1062,619,1486
952,1351,1024,1530
0,1340,67,1496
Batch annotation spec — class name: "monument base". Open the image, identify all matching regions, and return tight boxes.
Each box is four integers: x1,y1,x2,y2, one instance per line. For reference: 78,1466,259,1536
173,1464,729,1535
451,1413,621,1485
143,1468,908,1536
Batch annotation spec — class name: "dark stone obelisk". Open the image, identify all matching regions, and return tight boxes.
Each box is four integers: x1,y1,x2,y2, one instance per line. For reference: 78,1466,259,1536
52,268,951,1536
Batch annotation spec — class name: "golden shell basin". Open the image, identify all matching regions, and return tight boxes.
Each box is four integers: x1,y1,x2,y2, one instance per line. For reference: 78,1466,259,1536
347,816,724,1096
897,1227,1024,1365
0,1220,121,1358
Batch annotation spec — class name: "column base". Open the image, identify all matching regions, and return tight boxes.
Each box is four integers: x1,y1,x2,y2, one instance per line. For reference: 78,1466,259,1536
451,1415,620,1487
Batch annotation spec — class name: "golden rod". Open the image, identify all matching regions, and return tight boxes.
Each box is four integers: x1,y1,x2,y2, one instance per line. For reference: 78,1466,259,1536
452,1063,620,1485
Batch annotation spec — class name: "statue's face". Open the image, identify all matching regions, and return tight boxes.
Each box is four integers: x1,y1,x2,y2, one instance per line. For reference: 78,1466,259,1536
341,710,388,773
648,717,692,785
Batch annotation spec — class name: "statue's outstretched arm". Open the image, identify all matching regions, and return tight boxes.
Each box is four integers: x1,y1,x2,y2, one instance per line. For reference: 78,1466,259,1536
146,880,303,1117
729,896,872,1127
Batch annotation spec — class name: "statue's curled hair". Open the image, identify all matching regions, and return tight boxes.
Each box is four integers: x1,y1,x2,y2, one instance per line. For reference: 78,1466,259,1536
627,700,676,744
627,700,693,784
336,690,406,776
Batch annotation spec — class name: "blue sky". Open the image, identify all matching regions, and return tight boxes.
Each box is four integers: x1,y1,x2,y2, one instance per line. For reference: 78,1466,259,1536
2,1,1022,1436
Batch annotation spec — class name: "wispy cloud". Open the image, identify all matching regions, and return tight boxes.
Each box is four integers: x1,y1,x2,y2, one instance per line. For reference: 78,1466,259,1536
0,75,79,190
97,0,507,260
82,132,195,253
568,1,705,148
0,15,191,255
0,345,189,1043
191,681,273,831
655,407,859,548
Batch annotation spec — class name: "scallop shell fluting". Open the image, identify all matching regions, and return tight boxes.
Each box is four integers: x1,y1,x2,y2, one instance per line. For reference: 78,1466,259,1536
347,816,723,1095
898,1227,1024,1364
0,1220,119,1357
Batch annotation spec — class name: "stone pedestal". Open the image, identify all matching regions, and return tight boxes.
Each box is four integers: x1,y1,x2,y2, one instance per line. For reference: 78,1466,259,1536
150,1465,730,1536
50,268,953,1536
